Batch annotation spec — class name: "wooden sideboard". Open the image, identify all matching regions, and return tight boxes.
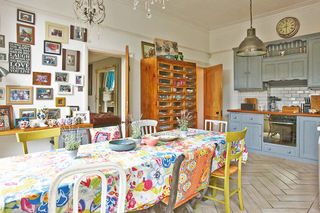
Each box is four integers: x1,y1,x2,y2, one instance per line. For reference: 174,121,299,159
141,57,197,131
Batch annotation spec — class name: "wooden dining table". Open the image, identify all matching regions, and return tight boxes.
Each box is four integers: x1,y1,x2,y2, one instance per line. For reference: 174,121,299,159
0,129,248,213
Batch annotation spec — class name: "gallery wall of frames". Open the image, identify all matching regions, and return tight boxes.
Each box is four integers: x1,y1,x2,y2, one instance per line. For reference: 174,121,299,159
0,6,88,125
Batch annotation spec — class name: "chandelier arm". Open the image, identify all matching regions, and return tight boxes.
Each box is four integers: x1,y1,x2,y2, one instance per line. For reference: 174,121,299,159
250,0,253,28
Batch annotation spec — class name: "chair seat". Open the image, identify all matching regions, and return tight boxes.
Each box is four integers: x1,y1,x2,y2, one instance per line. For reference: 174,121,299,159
211,165,238,177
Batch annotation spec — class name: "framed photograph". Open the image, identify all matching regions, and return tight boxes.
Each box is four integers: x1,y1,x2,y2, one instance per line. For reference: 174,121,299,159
58,83,73,95
62,49,80,72
17,23,35,45
42,55,57,66
141,41,155,58
6,85,33,105
33,72,51,86
74,111,90,124
47,108,61,119
19,108,36,119
0,35,5,48
55,72,69,82
0,87,5,100
55,97,66,107
78,86,83,92
36,88,53,100
0,53,6,61
70,25,87,42
154,38,179,56
75,74,84,86
45,22,69,44
17,9,35,25
44,40,61,55
0,105,14,130
9,42,31,74
68,105,79,116
14,117,29,128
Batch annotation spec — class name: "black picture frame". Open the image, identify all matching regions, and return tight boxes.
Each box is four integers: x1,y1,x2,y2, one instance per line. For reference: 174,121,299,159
43,40,61,55
17,9,35,25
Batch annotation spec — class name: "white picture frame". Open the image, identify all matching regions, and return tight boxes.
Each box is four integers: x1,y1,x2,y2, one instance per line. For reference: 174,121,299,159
75,74,84,86
57,83,73,95
73,111,90,124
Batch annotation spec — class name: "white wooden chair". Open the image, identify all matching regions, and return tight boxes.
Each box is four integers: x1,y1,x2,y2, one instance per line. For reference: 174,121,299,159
132,119,158,136
205,119,228,132
48,162,126,213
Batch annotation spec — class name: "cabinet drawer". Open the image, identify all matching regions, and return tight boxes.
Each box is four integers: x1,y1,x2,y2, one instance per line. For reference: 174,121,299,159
230,113,241,122
263,143,298,157
242,113,263,123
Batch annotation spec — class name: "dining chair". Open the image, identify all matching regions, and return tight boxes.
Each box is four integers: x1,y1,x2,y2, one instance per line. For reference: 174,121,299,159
204,119,228,132
160,147,214,213
48,162,127,213
16,128,61,154
131,119,158,136
204,128,247,213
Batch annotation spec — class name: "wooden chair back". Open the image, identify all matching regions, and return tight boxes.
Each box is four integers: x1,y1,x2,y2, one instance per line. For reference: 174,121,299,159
16,128,61,154
48,162,126,213
131,119,158,136
224,128,247,177
205,119,228,132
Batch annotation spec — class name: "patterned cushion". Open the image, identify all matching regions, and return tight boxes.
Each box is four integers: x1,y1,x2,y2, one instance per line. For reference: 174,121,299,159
89,126,121,143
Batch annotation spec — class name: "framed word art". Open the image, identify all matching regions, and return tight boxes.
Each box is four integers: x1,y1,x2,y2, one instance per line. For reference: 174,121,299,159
9,42,31,74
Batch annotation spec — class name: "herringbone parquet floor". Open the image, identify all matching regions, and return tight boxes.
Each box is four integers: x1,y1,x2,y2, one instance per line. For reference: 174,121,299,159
196,153,319,213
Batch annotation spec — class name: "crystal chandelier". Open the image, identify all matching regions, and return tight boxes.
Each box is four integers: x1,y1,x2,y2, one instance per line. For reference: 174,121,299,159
133,0,169,18
74,0,106,25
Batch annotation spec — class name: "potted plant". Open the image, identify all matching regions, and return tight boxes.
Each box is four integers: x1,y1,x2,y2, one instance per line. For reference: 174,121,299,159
65,140,80,158
176,110,192,137
131,124,142,142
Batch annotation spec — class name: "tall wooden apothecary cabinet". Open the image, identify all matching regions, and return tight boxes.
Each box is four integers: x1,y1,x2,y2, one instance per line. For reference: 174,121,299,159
141,57,197,131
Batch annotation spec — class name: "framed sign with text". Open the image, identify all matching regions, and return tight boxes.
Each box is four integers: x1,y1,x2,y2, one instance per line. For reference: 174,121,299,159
9,42,31,74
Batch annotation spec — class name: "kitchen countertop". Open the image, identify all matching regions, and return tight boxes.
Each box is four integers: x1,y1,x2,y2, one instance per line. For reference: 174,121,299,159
228,109,320,117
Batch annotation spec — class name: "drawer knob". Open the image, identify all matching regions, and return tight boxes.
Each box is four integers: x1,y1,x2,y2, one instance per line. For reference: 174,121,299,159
268,148,271,151
288,151,292,154
250,118,253,120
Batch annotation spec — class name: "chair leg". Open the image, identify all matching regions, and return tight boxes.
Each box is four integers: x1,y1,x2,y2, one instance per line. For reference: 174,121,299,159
237,172,244,211
211,177,217,199
224,178,231,213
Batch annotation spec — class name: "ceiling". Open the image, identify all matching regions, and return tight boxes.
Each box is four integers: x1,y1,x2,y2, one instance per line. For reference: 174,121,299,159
128,0,320,30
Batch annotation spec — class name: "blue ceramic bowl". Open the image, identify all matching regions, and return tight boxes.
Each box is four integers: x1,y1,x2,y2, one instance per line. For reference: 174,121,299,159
109,139,137,152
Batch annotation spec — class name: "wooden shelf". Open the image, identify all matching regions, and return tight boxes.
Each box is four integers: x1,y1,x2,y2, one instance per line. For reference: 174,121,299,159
0,123,93,137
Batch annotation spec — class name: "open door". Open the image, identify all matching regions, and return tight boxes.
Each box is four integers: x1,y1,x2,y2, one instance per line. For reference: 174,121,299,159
125,45,130,137
204,64,223,121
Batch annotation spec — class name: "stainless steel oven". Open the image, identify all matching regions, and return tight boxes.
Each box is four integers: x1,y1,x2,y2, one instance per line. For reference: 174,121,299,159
263,114,297,147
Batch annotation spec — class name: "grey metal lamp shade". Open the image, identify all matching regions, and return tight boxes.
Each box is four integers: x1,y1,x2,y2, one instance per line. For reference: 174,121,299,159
237,28,267,57
0,66,9,78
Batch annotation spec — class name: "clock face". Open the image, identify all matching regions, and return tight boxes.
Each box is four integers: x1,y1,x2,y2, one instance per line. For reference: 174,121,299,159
276,17,300,38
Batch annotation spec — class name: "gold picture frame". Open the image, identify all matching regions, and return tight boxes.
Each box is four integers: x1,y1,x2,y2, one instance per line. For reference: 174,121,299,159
19,108,37,119
6,85,33,105
55,97,66,107
45,22,69,44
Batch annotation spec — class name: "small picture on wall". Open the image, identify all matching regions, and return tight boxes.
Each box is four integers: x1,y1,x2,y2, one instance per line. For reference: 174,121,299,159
154,38,179,57
0,35,5,48
70,25,87,42
0,87,5,100
36,88,53,100
42,55,57,66
0,53,6,61
45,22,69,44
44,40,61,55
73,111,90,123
6,85,33,105
78,86,83,92
14,117,29,128
58,83,73,95
0,105,14,130
68,105,79,116
48,108,61,119
141,41,155,58
33,72,51,86
19,108,36,119
17,9,35,25
16,23,35,45
75,74,84,86
62,49,80,72
55,72,69,82
55,97,66,107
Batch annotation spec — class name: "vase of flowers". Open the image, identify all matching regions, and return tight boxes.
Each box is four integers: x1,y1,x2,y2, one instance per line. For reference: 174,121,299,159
65,140,80,158
36,108,49,127
130,114,143,144
64,127,81,158
176,110,192,137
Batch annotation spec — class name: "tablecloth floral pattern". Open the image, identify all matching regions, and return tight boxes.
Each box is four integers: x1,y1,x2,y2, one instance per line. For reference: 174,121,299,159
0,129,248,213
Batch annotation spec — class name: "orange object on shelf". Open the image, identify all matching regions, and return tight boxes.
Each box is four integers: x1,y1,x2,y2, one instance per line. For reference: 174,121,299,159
282,106,300,113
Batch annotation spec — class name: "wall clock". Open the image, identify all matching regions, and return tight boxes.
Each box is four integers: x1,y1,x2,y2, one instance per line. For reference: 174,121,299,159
276,17,300,38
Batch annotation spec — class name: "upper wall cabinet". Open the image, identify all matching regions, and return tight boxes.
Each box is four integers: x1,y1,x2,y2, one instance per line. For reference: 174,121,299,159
308,37,320,88
233,50,263,91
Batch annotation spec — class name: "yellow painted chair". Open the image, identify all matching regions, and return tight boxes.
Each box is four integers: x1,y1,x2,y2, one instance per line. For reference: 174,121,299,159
16,128,61,154
204,128,247,213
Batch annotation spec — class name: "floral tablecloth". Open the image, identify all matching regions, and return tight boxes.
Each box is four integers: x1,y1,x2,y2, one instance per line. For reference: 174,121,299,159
0,129,247,213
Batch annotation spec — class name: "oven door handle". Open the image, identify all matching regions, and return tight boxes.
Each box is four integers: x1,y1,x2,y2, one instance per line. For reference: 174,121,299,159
269,121,296,125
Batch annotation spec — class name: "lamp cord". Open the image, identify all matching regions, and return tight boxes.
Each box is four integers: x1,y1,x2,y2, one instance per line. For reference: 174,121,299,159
250,0,253,28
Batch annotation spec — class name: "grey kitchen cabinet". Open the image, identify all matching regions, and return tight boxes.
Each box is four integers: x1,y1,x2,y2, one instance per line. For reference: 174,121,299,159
308,37,320,88
262,54,307,81
298,116,320,161
234,50,263,90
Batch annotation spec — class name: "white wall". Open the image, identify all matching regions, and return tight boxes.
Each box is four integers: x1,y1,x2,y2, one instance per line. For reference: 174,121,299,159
209,2,320,117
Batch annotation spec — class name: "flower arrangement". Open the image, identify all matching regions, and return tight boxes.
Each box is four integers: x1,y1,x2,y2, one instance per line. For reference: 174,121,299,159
65,140,80,151
176,110,192,131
